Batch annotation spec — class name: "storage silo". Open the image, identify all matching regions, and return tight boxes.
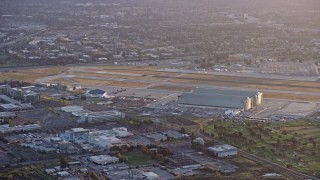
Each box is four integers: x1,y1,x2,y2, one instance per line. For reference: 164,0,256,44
256,92,263,105
244,97,252,111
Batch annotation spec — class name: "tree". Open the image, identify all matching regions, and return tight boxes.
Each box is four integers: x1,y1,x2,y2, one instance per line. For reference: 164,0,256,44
180,127,186,134
190,132,196,140
60,157,68,168
286,164,293,168
119,156,128,162
312,141,317,148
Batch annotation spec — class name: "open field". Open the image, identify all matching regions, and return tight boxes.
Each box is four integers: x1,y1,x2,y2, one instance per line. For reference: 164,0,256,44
264,92,320,102
69,78,149,88
122,151,153,166
2,64,320,102
0,164,56,180
167,75,320,93
148,84,193,92
18,66,68,75
0,71,44,83
202,119,320,176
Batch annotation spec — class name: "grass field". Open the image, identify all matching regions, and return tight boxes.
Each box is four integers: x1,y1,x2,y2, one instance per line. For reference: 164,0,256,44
148,84,193,91
0,165,56,180
122,151,152,165
70,78,149,88
0,72,44,83
264,92,320,102
202,119,320,176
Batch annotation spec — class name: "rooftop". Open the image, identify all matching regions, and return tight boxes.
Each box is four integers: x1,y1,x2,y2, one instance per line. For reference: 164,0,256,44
179,92,249,109
208,144,237,152
193,87,261,97
71,128,89,133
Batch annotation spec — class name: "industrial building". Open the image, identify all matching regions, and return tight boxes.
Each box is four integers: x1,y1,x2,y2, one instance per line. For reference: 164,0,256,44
68,128,90,143
178,88,263,111
78,110,125,123
0,85,10,95
61,105,84,113
63,127,127,150
142,172,161,180
9,88,24,100
0,104,20,111
0,124,41,133
0,85,40,105
88,155,119,165
208,144,237,157
0,95,21,105
23,93,40,104
112,127,128,137
192,88,263,106
89,135,121,150
0,112,16,120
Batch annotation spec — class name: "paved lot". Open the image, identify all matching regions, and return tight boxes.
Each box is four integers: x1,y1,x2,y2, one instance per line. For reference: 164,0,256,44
251,99,319,119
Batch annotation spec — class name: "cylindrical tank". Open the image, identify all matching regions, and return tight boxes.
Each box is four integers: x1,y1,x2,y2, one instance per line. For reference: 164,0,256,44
244,97,252,111
256,92,263,105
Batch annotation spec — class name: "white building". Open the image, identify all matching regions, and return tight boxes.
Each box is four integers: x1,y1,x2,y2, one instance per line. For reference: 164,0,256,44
224,110,241,116
89,136,121,150
78,110,125,123
141,172,160,180
61,106,83,113
208,144,237,157
68,128,89,143
88,155,119,165
193,137,205,145
112,127,128,137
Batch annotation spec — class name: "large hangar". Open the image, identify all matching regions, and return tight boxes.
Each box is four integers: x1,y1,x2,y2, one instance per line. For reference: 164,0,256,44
193,88,263,106
178,88,263,111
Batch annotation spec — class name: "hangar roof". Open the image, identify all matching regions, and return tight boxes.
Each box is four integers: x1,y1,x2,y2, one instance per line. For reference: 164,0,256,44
193,87,259,98
179,92,249,109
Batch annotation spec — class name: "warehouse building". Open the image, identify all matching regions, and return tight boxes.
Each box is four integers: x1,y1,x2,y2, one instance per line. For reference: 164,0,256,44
0,85,10,95
23,93,40,104
192,88,263,106
178,88,263,111
0,104,20,111
88,155,119,165
0,85,40,104
179,92,252,110
78,110,125,123
208,144,237,157
0,112,16,120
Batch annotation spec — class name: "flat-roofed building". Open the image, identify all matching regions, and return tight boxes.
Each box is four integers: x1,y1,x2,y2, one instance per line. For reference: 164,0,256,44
178,88,263,111
69,128,89,143
178,92,252,110
0,104,20,111
0,85,10,95
0,112,16,119
88,155,119,165
78,110,125,123
193,88,263,105
112,127,128,137
24,93,40,104
208,144,237,157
